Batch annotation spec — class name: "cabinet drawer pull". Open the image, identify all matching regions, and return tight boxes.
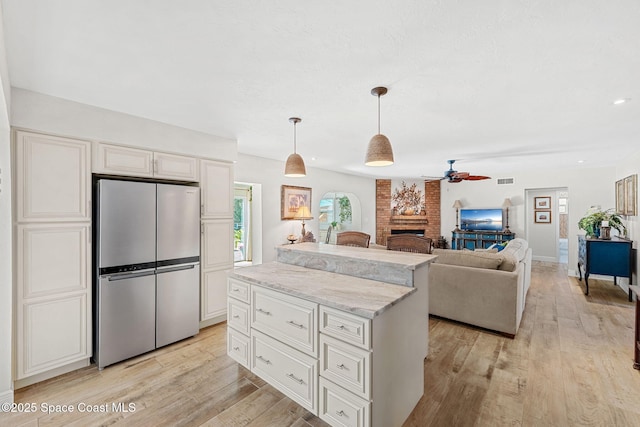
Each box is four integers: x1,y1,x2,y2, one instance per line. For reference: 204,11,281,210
232,287,241,292
232,315,240,319
286,320,305,329
256,355,271,364
286,373,305,385
336,410,347,417
336,363,347,370
233,346,240,351
257,308,271,315
337,324,349,331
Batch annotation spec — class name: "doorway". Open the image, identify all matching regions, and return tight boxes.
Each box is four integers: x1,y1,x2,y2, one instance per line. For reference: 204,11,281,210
232,182,263,267
525,187,569,264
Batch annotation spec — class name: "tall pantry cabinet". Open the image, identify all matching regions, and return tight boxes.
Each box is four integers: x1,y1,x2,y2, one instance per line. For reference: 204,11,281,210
200,159,234,326
12,130,234,386
13,130,92,384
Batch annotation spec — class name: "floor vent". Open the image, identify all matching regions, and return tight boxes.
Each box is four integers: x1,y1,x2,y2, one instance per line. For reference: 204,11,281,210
497,177,515,185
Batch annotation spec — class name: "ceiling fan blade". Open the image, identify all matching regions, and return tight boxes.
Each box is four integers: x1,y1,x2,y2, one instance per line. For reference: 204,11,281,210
454,172,470,179
464,175,491,181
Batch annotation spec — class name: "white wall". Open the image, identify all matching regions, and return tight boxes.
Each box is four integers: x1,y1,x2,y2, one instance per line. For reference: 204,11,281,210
440,165,616,274
0,4,13,404
526,188,565,262
10,88,236,161
235,153,376,263
616,149,640,292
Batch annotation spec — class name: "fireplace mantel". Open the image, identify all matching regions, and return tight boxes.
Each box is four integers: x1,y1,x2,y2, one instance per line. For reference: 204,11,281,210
390,215,428,223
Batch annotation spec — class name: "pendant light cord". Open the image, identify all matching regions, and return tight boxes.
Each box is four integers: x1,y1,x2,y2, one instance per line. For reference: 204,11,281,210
377,94,381,134
293,121,297,154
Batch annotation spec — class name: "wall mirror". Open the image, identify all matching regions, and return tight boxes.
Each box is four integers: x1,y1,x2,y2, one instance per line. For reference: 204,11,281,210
318,192,362,243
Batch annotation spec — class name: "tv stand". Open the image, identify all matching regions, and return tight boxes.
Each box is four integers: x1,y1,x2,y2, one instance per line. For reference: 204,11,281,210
451,230,515,250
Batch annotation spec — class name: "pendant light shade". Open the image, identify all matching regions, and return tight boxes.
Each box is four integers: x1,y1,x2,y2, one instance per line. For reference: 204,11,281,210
284,117,306,177
365,86,394,167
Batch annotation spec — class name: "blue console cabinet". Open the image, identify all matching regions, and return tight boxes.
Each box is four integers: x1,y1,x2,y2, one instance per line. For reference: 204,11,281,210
451,231,515,250
577,235,634,301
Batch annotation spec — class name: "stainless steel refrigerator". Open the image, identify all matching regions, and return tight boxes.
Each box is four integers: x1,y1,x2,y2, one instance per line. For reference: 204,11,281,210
94,179,200,369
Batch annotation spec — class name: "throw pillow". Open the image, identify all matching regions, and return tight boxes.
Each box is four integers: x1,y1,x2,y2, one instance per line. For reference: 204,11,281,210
497,252,518,272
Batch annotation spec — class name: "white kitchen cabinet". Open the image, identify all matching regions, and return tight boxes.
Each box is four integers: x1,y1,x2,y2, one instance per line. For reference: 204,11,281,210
200,216,233,325
17,224,90,299
17,293,89,379
154,151,199,181
94,143,199,181
202,269,230,322
15,130,91,222
200,159,233,219
201,219,234,270
13,130,92,385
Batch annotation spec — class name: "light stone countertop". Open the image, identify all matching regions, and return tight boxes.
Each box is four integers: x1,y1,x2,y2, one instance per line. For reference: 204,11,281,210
229,262,416,319
278,242,437,270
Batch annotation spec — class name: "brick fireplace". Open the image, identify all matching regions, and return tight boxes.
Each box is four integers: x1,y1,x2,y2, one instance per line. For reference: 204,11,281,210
376,179,441,245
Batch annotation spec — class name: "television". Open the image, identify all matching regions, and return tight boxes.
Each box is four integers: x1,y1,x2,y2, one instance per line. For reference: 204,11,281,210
460,208,503,231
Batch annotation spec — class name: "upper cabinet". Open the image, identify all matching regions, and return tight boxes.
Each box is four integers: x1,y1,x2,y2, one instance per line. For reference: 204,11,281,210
15,131,91,222
200,159,234,218
94,143,199,181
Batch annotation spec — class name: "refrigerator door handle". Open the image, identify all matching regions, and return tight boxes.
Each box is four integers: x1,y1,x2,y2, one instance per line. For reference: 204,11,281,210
156,263,197,274
105,269,157,281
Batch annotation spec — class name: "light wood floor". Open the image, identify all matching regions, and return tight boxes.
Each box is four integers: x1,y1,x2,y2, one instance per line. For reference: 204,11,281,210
5,261,639,426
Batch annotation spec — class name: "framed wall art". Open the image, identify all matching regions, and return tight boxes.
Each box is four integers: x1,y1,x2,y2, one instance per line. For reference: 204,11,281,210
534,197,551,210
281,185,312,220
624,174,637,216
535,210,551,223
616,179,625,214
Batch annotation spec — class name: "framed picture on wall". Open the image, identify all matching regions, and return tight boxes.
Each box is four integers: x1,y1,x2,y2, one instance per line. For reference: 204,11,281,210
281,185,312,220
534,197,551,210
535,210,551,223
624,174,637,216
616,179,626,214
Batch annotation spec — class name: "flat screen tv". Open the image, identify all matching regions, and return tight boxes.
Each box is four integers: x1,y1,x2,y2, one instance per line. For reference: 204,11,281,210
460,208,503,231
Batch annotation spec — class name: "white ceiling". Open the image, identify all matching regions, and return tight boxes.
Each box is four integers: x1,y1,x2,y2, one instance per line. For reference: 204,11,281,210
2,0,639,179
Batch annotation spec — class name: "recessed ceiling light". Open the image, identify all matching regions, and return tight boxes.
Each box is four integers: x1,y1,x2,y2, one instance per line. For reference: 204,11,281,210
613,98,631,105
311,157,317,161
578,160,584,164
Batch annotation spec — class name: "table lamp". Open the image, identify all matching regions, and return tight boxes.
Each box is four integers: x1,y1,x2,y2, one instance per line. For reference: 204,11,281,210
502,198,512,233
294,205,313,238
453,200,463,231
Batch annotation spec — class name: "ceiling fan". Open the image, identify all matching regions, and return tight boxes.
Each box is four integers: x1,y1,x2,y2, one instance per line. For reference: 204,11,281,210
423,160,491,183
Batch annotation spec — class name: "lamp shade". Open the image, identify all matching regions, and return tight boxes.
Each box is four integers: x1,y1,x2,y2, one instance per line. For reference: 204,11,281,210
285,153,306,177
502,198,512,208
452,200,463,209
294,205,313,220
365,134,394,166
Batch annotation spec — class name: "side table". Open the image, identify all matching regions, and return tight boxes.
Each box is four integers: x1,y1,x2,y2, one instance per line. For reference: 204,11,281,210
630,285,640,370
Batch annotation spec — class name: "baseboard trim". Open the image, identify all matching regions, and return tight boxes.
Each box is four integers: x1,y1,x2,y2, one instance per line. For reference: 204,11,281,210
200,315,226,329
0,389,13,405
14,359,90,390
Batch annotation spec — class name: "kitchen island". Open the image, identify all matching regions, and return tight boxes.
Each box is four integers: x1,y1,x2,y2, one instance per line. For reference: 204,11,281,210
227,245,436,427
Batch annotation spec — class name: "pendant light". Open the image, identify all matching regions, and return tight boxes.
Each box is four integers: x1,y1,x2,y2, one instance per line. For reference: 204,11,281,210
284,117,306,177
365,86,394,166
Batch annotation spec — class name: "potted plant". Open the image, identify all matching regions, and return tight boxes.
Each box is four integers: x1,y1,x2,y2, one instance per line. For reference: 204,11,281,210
578,207,625,238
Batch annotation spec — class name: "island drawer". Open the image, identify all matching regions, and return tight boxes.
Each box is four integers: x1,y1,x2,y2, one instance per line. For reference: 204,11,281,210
251,329,317,414
319,377,370,427
251,285,318,356
228,278,250,303
320,334,371,400
227,328,250,369
320,306,371,350
228,298,250,335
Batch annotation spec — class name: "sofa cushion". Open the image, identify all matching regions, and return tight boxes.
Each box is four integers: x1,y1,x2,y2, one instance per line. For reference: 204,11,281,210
503,238,528,261
497,252,518,272
432,248,502,270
